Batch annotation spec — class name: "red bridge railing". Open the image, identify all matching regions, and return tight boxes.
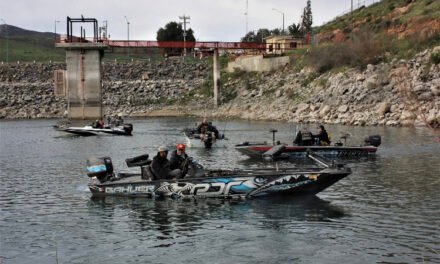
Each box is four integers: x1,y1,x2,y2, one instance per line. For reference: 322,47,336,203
57,36,266,50
103,40,266,50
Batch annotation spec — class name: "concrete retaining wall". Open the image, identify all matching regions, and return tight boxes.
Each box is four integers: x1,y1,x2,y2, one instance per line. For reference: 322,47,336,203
227,55,290,72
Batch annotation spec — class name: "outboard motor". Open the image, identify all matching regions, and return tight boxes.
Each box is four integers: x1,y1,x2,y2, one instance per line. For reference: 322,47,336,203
86,157,114,183
364,135,381,147
123,124,133,135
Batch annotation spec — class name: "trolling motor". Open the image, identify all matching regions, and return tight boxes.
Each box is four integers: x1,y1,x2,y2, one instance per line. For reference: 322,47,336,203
270,129,278,146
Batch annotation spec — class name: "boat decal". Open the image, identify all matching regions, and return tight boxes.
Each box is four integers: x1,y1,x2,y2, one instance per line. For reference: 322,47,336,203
247,174,313,197
155,182,195,197
253,180,314,196
105,185,155,194
87,165,106,173
230,184,252,193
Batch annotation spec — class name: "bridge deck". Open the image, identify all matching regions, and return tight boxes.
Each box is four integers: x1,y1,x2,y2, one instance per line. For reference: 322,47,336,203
57,37,266,50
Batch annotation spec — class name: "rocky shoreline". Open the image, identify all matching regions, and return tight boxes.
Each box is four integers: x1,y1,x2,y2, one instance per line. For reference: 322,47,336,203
215,46,440,128
0,47,439,128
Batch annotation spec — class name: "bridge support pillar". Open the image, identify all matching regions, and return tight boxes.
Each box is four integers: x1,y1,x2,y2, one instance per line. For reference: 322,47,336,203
56,43,107,119
213,48,220,108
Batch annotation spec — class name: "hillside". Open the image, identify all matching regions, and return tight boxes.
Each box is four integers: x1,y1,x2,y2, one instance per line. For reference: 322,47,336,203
0,24,160,62
315,0,440,42
0,24,64,62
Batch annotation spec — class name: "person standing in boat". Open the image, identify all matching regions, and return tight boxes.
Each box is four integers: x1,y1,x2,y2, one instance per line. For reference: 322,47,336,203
116,114,124,126
314,125,331,146
169,144,190,178
197,118,219,141
293,127,313,146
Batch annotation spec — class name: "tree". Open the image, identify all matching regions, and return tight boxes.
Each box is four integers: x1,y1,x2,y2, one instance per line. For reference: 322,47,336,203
242,28,273,43
256,28,271,43
288,22,302,37
270,28,281,36
300,0,313,34
241,31,257,42
156,21,195,54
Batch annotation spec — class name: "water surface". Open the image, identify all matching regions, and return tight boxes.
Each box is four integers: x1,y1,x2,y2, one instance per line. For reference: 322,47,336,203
0,118,439,263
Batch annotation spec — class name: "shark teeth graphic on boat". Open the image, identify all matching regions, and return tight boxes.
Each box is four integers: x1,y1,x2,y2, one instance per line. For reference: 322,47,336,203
155,182,195,197
247,173,317,197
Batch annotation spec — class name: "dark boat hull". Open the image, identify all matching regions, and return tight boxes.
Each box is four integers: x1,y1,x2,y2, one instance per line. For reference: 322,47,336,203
88,167,351,199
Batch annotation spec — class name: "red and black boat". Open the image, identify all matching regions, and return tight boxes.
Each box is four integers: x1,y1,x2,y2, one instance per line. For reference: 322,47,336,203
235,130,381,160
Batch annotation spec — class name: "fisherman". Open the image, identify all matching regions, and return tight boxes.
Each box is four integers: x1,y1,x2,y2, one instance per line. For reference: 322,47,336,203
106,115,111,126
169,144,191,178
116,114,124,126
93,118,105,129
314,125,330,146
197,118,219,140
151,146,173,180
293,127,313,146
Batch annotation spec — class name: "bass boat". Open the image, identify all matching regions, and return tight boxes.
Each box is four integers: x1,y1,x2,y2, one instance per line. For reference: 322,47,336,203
54,123,133,136
85,153,351,199
235,130,381,160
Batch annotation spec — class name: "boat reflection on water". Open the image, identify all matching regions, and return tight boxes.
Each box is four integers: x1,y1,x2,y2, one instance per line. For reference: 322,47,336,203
87,195,346,240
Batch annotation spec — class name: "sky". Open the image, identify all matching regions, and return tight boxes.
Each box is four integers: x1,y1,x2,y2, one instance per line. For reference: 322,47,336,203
0,0,355,42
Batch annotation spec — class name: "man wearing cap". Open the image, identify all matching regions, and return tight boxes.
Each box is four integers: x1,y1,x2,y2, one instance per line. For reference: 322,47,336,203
151,146,173,180
169,144,191,178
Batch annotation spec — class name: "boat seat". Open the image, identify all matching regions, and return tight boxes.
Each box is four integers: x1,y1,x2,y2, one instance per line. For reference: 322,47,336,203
126,154,151,167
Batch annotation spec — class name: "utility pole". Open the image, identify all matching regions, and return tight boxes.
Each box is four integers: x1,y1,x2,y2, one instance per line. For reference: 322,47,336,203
272,8,285,35
1,19,9,63
101,20,108,39
179,14,190,56
124,16,130,58
245,0,249,35
351,0,353,40
54,20,60,42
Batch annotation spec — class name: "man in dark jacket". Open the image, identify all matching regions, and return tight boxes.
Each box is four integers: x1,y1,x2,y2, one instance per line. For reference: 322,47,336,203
197,118,219,141
169,144,188,170
151,146,172,180
169,144,191,178
314,125,330,145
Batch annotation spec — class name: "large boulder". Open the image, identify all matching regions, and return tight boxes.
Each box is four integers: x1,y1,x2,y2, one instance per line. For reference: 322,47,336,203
338,104,349,113
376,102,391,116
319,105,331,117
296,103,310,113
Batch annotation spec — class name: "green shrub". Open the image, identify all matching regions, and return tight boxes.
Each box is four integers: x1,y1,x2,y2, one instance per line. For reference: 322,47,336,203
388,3,395,11
300,72,320,87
